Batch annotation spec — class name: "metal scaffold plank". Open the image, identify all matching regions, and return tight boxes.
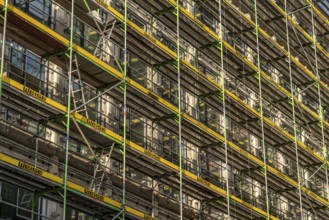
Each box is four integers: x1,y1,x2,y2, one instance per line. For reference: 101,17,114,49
283,1,304,217
218,0,231,217
165,0,329,132
90,0,327,166
224,0,329,92
0,0,329,219
174,1,184,219
0,153,147,219
308,0,329,204
1,0,323,175
269,0,329,90
253,0,270,218
221,0,329,128
2,0,328,212
163,0,329,166
5,1,329,216
3,73,276,219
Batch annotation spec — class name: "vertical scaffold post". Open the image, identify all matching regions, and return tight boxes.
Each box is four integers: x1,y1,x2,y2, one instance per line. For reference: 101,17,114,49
0,0,8,101
310,2,328,203
62,0,75,219
218,0,230,218
122,0,128,218
176,1,183,220
284,1,303,218
253,1,270,218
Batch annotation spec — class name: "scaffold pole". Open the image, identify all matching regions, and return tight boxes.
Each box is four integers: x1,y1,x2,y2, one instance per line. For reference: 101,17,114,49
253,1,270,218
310,1,329,204
176,1,183,219
122,0,128,218
218,0,230,218
0,0,8,101
62,0,75,219
284,1,303,218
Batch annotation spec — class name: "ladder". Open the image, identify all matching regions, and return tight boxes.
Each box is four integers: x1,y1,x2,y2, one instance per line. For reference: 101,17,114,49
89,143,115,193
70,54,89,118
94,19,117,61
88,10,117,61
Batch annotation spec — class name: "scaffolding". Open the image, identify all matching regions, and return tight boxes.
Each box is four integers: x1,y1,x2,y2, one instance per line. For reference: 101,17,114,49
0,0,329,219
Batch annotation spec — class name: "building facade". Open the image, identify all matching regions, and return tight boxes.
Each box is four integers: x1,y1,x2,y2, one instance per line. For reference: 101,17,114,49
0,0,329,219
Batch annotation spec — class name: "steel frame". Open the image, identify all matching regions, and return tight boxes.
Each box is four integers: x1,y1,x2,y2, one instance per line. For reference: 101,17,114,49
0,0,329,219
0,0,8,101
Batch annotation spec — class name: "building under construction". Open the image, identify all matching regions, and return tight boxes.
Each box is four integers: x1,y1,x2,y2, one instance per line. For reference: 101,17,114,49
0,0,329,219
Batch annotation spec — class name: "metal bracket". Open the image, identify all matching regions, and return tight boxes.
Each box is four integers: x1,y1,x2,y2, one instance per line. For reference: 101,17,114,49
237,71,257,78
154,6,175,16
238,118,259,125
272,141,293,148
200,141,223,149
275,186,297,194
199,41,219,50
270,97,290,104
153,171,176,180
152,59,176,69
302,119,319,126
152,113,177,123
240,166,264,174
198,90,220,99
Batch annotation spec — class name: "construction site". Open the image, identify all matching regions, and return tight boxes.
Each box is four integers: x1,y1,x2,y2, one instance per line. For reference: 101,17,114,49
0,0,329,219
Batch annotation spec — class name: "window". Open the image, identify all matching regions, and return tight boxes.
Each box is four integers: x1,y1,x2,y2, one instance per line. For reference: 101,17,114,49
0,182,35,220
73,18,85,48
30,0,47,20
40,197,62,219
84,23,99,53
160,76,178,105
179,0,188,8
0,182,15,219
26,50,41,77
11,42,24,69
1,182,17,204
195,6,217,30
128,56,147,87
14,0,51,25
129,112,145,146
0,106,6,120
52,4,70,36
17,189,33,219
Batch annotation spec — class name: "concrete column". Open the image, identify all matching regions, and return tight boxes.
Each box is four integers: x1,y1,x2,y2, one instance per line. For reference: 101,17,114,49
48,154,59,176
152,180,159,218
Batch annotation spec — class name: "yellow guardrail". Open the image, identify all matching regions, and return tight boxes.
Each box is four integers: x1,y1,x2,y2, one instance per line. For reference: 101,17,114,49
2,76,274,219
94,0,327,164
0,153,152,219
268,0,329,88
2,0,327,213
221,0,329,128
